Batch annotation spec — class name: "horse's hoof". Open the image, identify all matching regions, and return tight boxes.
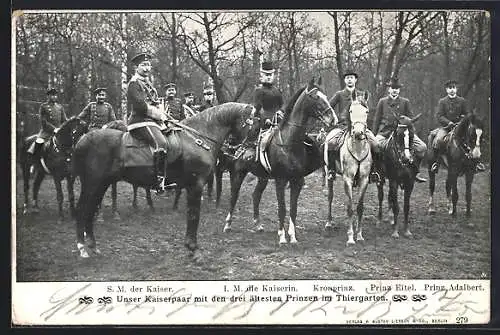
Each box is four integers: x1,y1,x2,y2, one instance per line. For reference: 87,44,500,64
190,251,203,264
346,240,355,246
289,237,298,244
31,207,40,214
403,231,413,238
391,232,400,239
79,248,90,258
223,226,232,233
23,208,29,215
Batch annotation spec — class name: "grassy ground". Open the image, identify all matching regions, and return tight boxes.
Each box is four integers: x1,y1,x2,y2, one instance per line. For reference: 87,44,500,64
15,169,490,281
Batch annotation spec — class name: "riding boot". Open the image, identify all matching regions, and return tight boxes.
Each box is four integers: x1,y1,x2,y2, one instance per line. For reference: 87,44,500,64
473,159,486,173
30,141,44,174
327,151,338,181
414,159,427,183
152,149,167,194
369,151,382,185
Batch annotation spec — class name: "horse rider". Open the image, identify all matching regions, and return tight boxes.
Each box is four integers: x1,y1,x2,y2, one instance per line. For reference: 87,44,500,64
182,91,198,118
372,78,427,183
325,70,378,181
198,83,217,112
163,82,184,122
28,87,68,164
78,87,116,131
127,52,169,193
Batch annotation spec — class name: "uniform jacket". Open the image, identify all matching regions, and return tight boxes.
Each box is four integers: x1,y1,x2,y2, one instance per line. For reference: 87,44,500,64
252,84,284,121
127,74,160,125
373,96,412,137
329,88,364,127
78,102,116,130
38,101,67,139
164,97,184,121
436,96,468,127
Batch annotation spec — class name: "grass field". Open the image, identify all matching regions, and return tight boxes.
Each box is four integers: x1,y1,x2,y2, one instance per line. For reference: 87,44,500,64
15,169,491,281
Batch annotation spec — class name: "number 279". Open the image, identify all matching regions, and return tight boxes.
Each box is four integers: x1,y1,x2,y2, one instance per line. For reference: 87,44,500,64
456,316,469,324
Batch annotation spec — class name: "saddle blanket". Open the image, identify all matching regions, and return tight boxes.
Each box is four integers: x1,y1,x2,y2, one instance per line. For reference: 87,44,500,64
121,132,154,168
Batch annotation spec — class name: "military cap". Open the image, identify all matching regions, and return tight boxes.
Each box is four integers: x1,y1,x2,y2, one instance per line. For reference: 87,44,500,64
46,88,58,95
130,52,153,66
343,70,358,79
386,77,403,89
164,82,177,89
93,87,107,95
260,61,276,74
184,92,194,97
203,82,214,92
445,79,458,88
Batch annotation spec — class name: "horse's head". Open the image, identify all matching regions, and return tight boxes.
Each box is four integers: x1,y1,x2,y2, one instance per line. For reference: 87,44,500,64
392,112,421,163
457,113,484,159
303,77,338,128
349,90,369,140
56,116,89,152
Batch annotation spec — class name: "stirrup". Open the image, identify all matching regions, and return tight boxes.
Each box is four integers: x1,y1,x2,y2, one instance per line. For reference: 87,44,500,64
415,174,427,183
369,171,381,185
153,176,166,194
430,162,439,173
475,162,486,173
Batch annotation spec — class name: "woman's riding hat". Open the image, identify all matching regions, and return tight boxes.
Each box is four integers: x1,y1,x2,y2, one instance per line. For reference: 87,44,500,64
387,77,403,89
445,79,458,88
93,87,107,95
46,88,58,95
260,61,276,74
130,52,153,66
343,70,358,79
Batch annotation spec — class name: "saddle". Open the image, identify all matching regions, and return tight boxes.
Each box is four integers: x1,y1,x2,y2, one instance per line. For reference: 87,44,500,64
256,127,277,173
121,132,155,168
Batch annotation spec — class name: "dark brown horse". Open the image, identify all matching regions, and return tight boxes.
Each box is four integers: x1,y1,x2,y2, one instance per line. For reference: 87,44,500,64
427,113,484,218
376,113,422,238
20,116,88,221
72,102,258,259
222,78,337,244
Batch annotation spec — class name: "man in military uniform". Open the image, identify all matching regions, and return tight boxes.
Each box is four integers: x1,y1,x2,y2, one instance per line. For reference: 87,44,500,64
28,88,68,163
324,70,378,181
127,52,169,193
163,82,184,122
427,79,485,173
78,87,116,131
372,78,427,182
182,91,198,118
198,83,217,112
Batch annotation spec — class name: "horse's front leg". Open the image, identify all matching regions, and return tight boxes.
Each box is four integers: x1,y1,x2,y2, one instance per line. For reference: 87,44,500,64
325,177,335,231
388,180,400,238
132,184,139,209
252,177,269,232
53,176,65,222
111,182,120,220
223,169,247,233
215,163,225,208
377,182,384,227
344,177,355,245
448,170,459,217
275,177,288,245
32,169,45,213
173,187,182,210
356,171,370,242
465,171,474,220
427,163,437,214
67,175,76,218
288,177,305,244
145,187,154,212
184,182,203,259
403,182,414,238
206,171,214,200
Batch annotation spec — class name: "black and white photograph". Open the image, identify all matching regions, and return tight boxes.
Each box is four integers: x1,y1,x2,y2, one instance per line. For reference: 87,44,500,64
12,9,491,325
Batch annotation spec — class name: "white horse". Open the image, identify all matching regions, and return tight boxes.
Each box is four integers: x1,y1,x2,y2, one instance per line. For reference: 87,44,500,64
325,91,372,245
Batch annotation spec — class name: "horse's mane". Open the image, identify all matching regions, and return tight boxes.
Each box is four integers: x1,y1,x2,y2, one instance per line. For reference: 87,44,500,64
182,102,248,128
456,113,483,139
279,86,306,126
